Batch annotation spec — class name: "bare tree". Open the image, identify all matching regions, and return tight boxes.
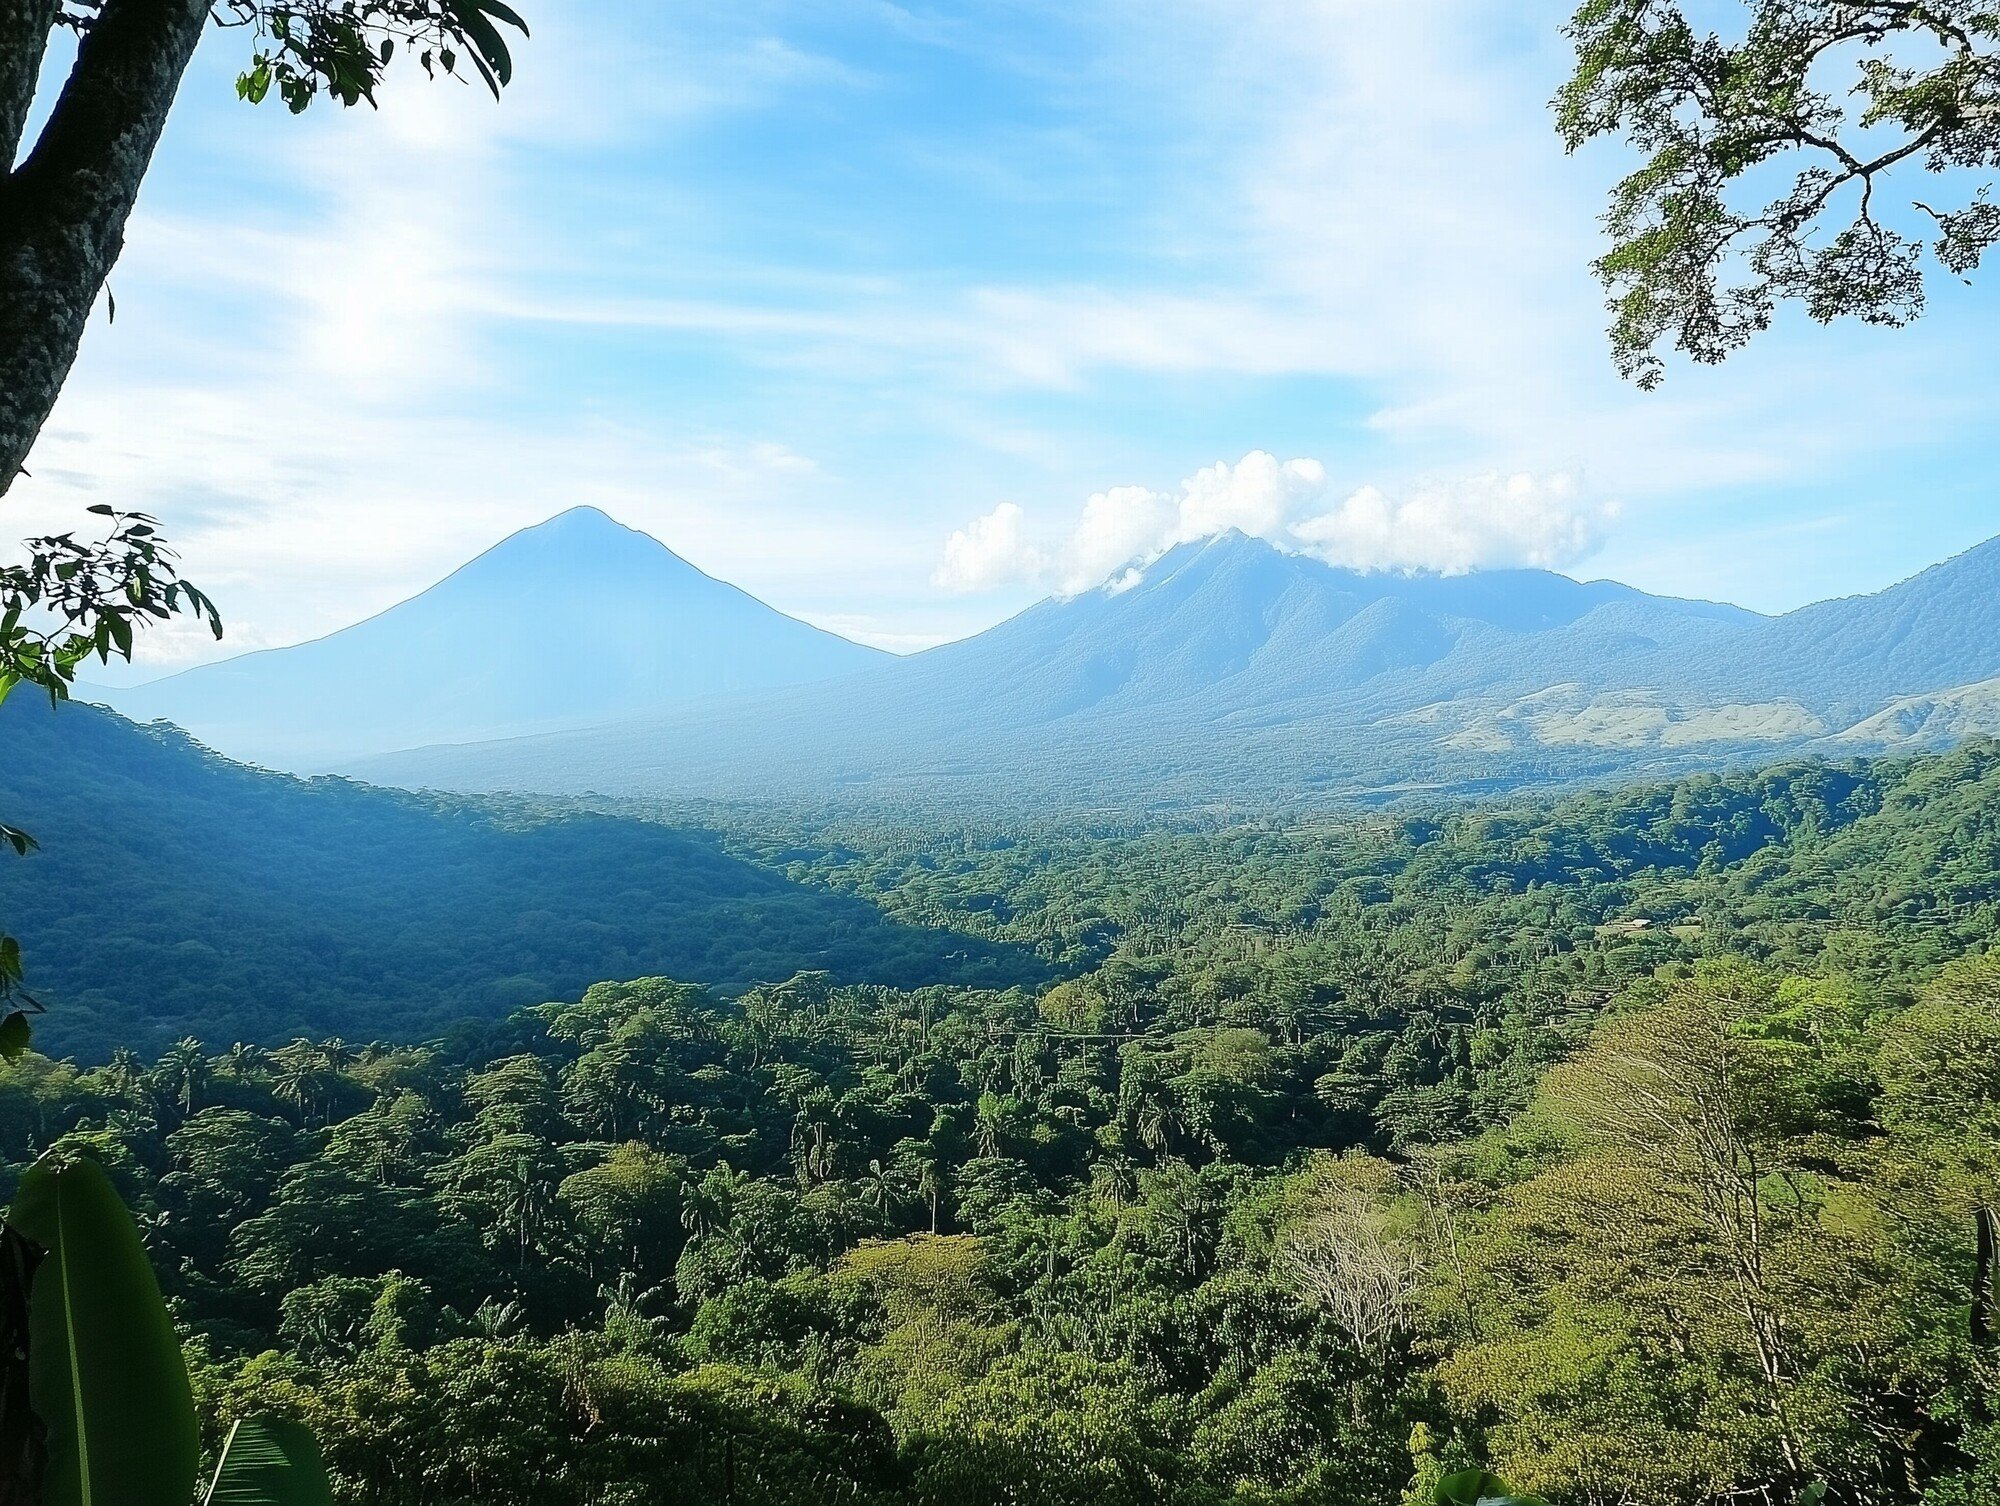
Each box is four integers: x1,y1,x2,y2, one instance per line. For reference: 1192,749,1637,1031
1275,1155,1422,1359
1547,984,1810,1482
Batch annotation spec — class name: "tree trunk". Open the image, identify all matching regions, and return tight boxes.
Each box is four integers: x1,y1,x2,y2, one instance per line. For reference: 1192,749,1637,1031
1975,1205,1997,1347
0,0,211,497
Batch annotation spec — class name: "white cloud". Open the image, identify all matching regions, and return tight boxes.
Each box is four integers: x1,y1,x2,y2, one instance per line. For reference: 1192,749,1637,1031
932,502,1044,593
1293,473,1617,575
934,452,1617,595
1177,453,1327,543
1060,484,1177,592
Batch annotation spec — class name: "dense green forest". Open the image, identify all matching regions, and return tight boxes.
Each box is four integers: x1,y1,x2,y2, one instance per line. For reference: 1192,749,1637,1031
11,692,2000,1067
0,700,1042,1056
4,741,1999,1502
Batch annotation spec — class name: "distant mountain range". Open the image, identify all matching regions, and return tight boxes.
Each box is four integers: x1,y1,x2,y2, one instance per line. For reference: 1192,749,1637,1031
81,508,2000,807
95,507,885,767
339,523,2000,807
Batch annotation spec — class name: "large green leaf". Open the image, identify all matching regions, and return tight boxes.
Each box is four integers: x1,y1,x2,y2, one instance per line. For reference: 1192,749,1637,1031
7,1155,198,1506
204,1416,334,1506
1436,1468,1551,1506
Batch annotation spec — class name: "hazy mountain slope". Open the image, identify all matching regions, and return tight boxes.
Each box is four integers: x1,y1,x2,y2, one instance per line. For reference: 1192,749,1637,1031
350,533,1775,804
95,507,884,768
1710,534,2000,720
0,699,1042,1058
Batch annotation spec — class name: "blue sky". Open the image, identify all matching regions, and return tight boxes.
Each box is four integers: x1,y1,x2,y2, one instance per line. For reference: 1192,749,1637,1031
16,0,2000,671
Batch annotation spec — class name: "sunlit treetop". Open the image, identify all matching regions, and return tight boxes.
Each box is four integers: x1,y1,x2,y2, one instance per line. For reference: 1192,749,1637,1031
1558,1,2000,387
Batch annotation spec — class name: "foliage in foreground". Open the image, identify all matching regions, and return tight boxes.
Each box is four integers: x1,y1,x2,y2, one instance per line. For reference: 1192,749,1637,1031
0,946,1995,1503
1559,0,2000,386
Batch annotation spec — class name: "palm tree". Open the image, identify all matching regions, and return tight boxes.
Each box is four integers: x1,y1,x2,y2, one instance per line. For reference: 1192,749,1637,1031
680,1161,746,1241
598,1271,655,1325
861,1158,900,1218
104,1046,147,1103
499,1155,552,1269
916,1155,946,1235
1135,1086,1184,1159
469,1297,524,1340
270,1043,325,1125
152,1037,209,1118
218,1041,266,1082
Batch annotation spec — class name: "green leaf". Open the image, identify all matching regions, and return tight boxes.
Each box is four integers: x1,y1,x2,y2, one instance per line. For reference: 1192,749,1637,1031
1435,1469,1549,1506
203,1416,334,1506
448,0,514,89
0,1012,30,1061
475,0,530,35
8,1155,200,1506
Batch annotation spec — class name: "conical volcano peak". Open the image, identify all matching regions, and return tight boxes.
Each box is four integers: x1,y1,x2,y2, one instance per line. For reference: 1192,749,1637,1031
521,504,648,541
481,506,688,568
98,509,885,768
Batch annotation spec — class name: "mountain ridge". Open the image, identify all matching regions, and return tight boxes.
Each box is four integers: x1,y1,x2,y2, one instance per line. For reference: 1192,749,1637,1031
344,530,1843,806
84,512,2000,809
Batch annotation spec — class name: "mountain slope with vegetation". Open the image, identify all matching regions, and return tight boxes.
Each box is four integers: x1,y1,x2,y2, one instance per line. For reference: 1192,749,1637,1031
0,698,1041,1058
97,508,885,768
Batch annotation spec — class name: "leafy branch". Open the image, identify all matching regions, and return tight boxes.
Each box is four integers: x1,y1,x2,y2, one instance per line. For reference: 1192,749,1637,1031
1558,0,2000,386
221,0,528,112
0,508,222,1053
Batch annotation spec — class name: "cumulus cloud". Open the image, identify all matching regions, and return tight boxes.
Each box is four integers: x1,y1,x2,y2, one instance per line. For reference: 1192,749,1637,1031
1292,472,1617,575
933,502,1046,593
933,452,1618,595
1178,453,1328,544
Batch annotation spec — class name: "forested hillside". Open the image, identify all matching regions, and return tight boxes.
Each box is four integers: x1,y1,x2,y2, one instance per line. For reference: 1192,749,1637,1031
733,738,2000,993
4,741,1998,1503
12,685,2000,1069
0,700,1040,1056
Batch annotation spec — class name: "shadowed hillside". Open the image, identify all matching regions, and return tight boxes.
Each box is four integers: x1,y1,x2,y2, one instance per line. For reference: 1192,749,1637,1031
0,699,1044,1058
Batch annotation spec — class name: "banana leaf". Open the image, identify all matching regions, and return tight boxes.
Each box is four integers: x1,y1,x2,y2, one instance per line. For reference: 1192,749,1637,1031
204,1415,334,1506
7,1155,198,1506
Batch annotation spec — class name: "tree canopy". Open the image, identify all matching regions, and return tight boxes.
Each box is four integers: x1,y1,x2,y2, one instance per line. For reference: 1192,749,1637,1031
1559,0,2000,385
